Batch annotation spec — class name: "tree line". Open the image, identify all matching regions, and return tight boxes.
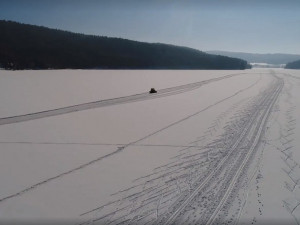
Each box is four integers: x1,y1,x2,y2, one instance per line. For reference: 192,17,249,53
285,59,300,69
0,20,251,70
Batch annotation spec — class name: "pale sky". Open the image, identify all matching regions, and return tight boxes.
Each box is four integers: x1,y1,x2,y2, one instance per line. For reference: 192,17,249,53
0,0,299,54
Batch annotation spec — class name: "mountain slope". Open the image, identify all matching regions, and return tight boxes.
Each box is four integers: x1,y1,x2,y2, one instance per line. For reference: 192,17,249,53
0,20,250,70
206,51,300,65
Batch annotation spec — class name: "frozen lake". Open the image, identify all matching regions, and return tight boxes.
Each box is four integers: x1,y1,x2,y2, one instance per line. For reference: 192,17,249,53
0,69,300,225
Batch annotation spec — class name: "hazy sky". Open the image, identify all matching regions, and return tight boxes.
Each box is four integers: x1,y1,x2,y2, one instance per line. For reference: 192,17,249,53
0,0,299,54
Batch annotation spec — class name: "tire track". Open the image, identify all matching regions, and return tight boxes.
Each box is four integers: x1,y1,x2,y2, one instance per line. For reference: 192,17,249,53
206,79,283,225
0,72,246,126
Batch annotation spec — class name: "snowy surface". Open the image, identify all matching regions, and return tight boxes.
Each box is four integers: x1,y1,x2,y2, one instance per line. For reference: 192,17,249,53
0,70,245,117
0,69,299,224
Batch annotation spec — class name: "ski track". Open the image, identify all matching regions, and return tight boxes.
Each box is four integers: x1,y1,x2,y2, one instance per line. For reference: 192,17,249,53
0,74,262,205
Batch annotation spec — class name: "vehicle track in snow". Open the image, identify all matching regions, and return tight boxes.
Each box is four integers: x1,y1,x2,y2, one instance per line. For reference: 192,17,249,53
204,78,283,225
0,72,246,126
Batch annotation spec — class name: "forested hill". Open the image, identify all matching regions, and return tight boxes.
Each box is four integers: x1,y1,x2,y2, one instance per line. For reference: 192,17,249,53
0,20,250,70
285,60,300,69
207,51,300,65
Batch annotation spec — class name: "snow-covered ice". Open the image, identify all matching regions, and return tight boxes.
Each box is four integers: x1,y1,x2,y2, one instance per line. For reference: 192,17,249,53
0,69,299,225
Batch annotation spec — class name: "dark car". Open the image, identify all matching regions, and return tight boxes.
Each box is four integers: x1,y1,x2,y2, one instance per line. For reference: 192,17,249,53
149,88,157,94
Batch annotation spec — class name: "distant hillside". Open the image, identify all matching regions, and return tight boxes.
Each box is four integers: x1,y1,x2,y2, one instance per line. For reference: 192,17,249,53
0,20,250,70
206,51,300,65
285,59,300,69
